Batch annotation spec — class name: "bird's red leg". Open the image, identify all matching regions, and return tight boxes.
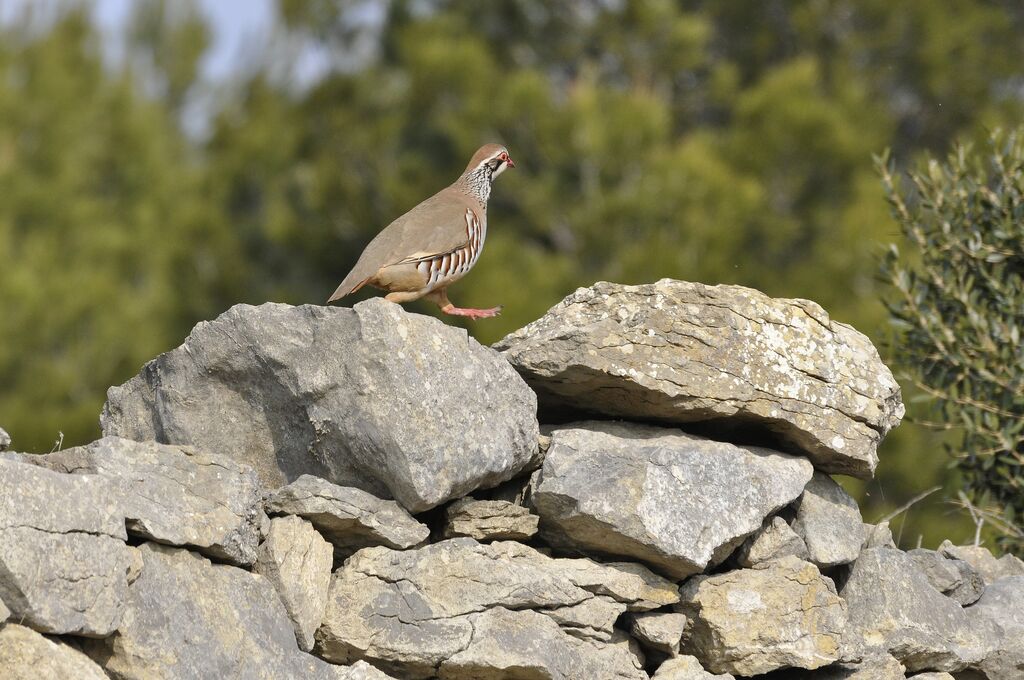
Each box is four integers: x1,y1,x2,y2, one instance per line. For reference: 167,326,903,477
427,288,502,319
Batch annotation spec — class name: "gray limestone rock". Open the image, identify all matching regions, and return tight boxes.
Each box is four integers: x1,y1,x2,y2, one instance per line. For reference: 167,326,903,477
0,597,9,623
534,421,813,578
677,556,847,676
437,607,647,680
0,623,109,680
628,611,688,657
840,547,994,672
444,497,539,541
494,280,904,478
542,596,624,642
907,548,964,592
792,472,863,568
32,436,265,566
255,516,334,651
792,654,907,679
265,474,428,553
652,655,735,679
102,300,540,512
862,521,897,549
946,558,985,606
315,538,677,679
964,576,1024,680
83,542,354,680
734,515,809,567
910,674,956,680
938,540,1024,583
0,458,130,637
0,426,9,451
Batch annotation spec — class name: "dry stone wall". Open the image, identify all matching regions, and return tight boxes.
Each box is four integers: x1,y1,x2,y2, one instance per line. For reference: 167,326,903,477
1,280,1021,679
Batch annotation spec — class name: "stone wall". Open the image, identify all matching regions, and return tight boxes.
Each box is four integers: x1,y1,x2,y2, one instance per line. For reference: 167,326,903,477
1,279,1021,679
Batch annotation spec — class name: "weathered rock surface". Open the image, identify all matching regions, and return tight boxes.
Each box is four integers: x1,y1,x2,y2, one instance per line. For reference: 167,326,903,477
840,547,993,672
534,421,813,578
84,542,363,679
541,595,623,641
255,516,333,651
0,623,109,680
964,576,1024,680
939,540,1024,583
861,521,897,549
437,607,647,680
793,654,907,679
316,538,676,678
793,472,863,567
33,436,265,566
628,611,688,656
444,497,539,541
494,280,904,478
910,673,956,680
0,426,9,451
907,548,964,593
677,556,846,675
265,474,428,553
652,655,735,679
0,459,130,637
102,300,540,512
734,515,809,567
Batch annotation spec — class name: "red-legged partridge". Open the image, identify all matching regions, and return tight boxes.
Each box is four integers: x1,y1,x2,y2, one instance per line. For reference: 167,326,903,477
328,144,515,319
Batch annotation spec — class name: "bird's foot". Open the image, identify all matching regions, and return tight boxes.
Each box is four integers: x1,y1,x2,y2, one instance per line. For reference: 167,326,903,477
441,304,503,319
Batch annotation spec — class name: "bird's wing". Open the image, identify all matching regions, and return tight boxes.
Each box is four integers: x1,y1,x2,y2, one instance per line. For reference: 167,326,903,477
328,189,477,302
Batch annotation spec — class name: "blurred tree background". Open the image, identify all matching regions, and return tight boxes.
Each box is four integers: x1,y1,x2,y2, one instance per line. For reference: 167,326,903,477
2,0,1023,550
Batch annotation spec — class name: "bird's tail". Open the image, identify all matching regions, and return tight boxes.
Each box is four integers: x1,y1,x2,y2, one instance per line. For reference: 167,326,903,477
327,274,370,303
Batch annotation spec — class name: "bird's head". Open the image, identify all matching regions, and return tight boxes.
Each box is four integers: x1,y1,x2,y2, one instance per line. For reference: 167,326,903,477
466,143,515,181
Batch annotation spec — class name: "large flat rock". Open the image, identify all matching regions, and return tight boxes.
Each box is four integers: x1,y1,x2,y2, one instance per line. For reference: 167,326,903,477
533,421,813,578
315,538,677,679
102,300,540,512
31,436,265,566
0,459,130,637
83,542,368,680
677,556,847,675
494,280,904,477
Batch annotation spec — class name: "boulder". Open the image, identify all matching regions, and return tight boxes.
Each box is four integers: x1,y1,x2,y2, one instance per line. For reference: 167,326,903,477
83,542,360,680
652,655,735,679
677,556,846,675
0,459,130,636
628,611,688,657
792,472,863,567
840,547,993,672
255,516,334,651
939,540,1024,583
0,426,9,451
534,421,813,578
31,436,265,566
946,558,985,606
265,475,428,553
910,674,956,680
102,300,540,512
0,597,9,622
494,280,904,478
443,497,539,541
964,576,1024,680
734,515,809,567
0,623,109,680
315,538,677,678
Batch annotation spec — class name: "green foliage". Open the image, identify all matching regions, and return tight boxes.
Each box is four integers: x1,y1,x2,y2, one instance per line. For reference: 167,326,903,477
879,131,1024,551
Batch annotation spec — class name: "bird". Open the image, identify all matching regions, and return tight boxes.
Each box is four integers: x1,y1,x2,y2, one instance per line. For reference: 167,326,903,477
327,143,515,319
